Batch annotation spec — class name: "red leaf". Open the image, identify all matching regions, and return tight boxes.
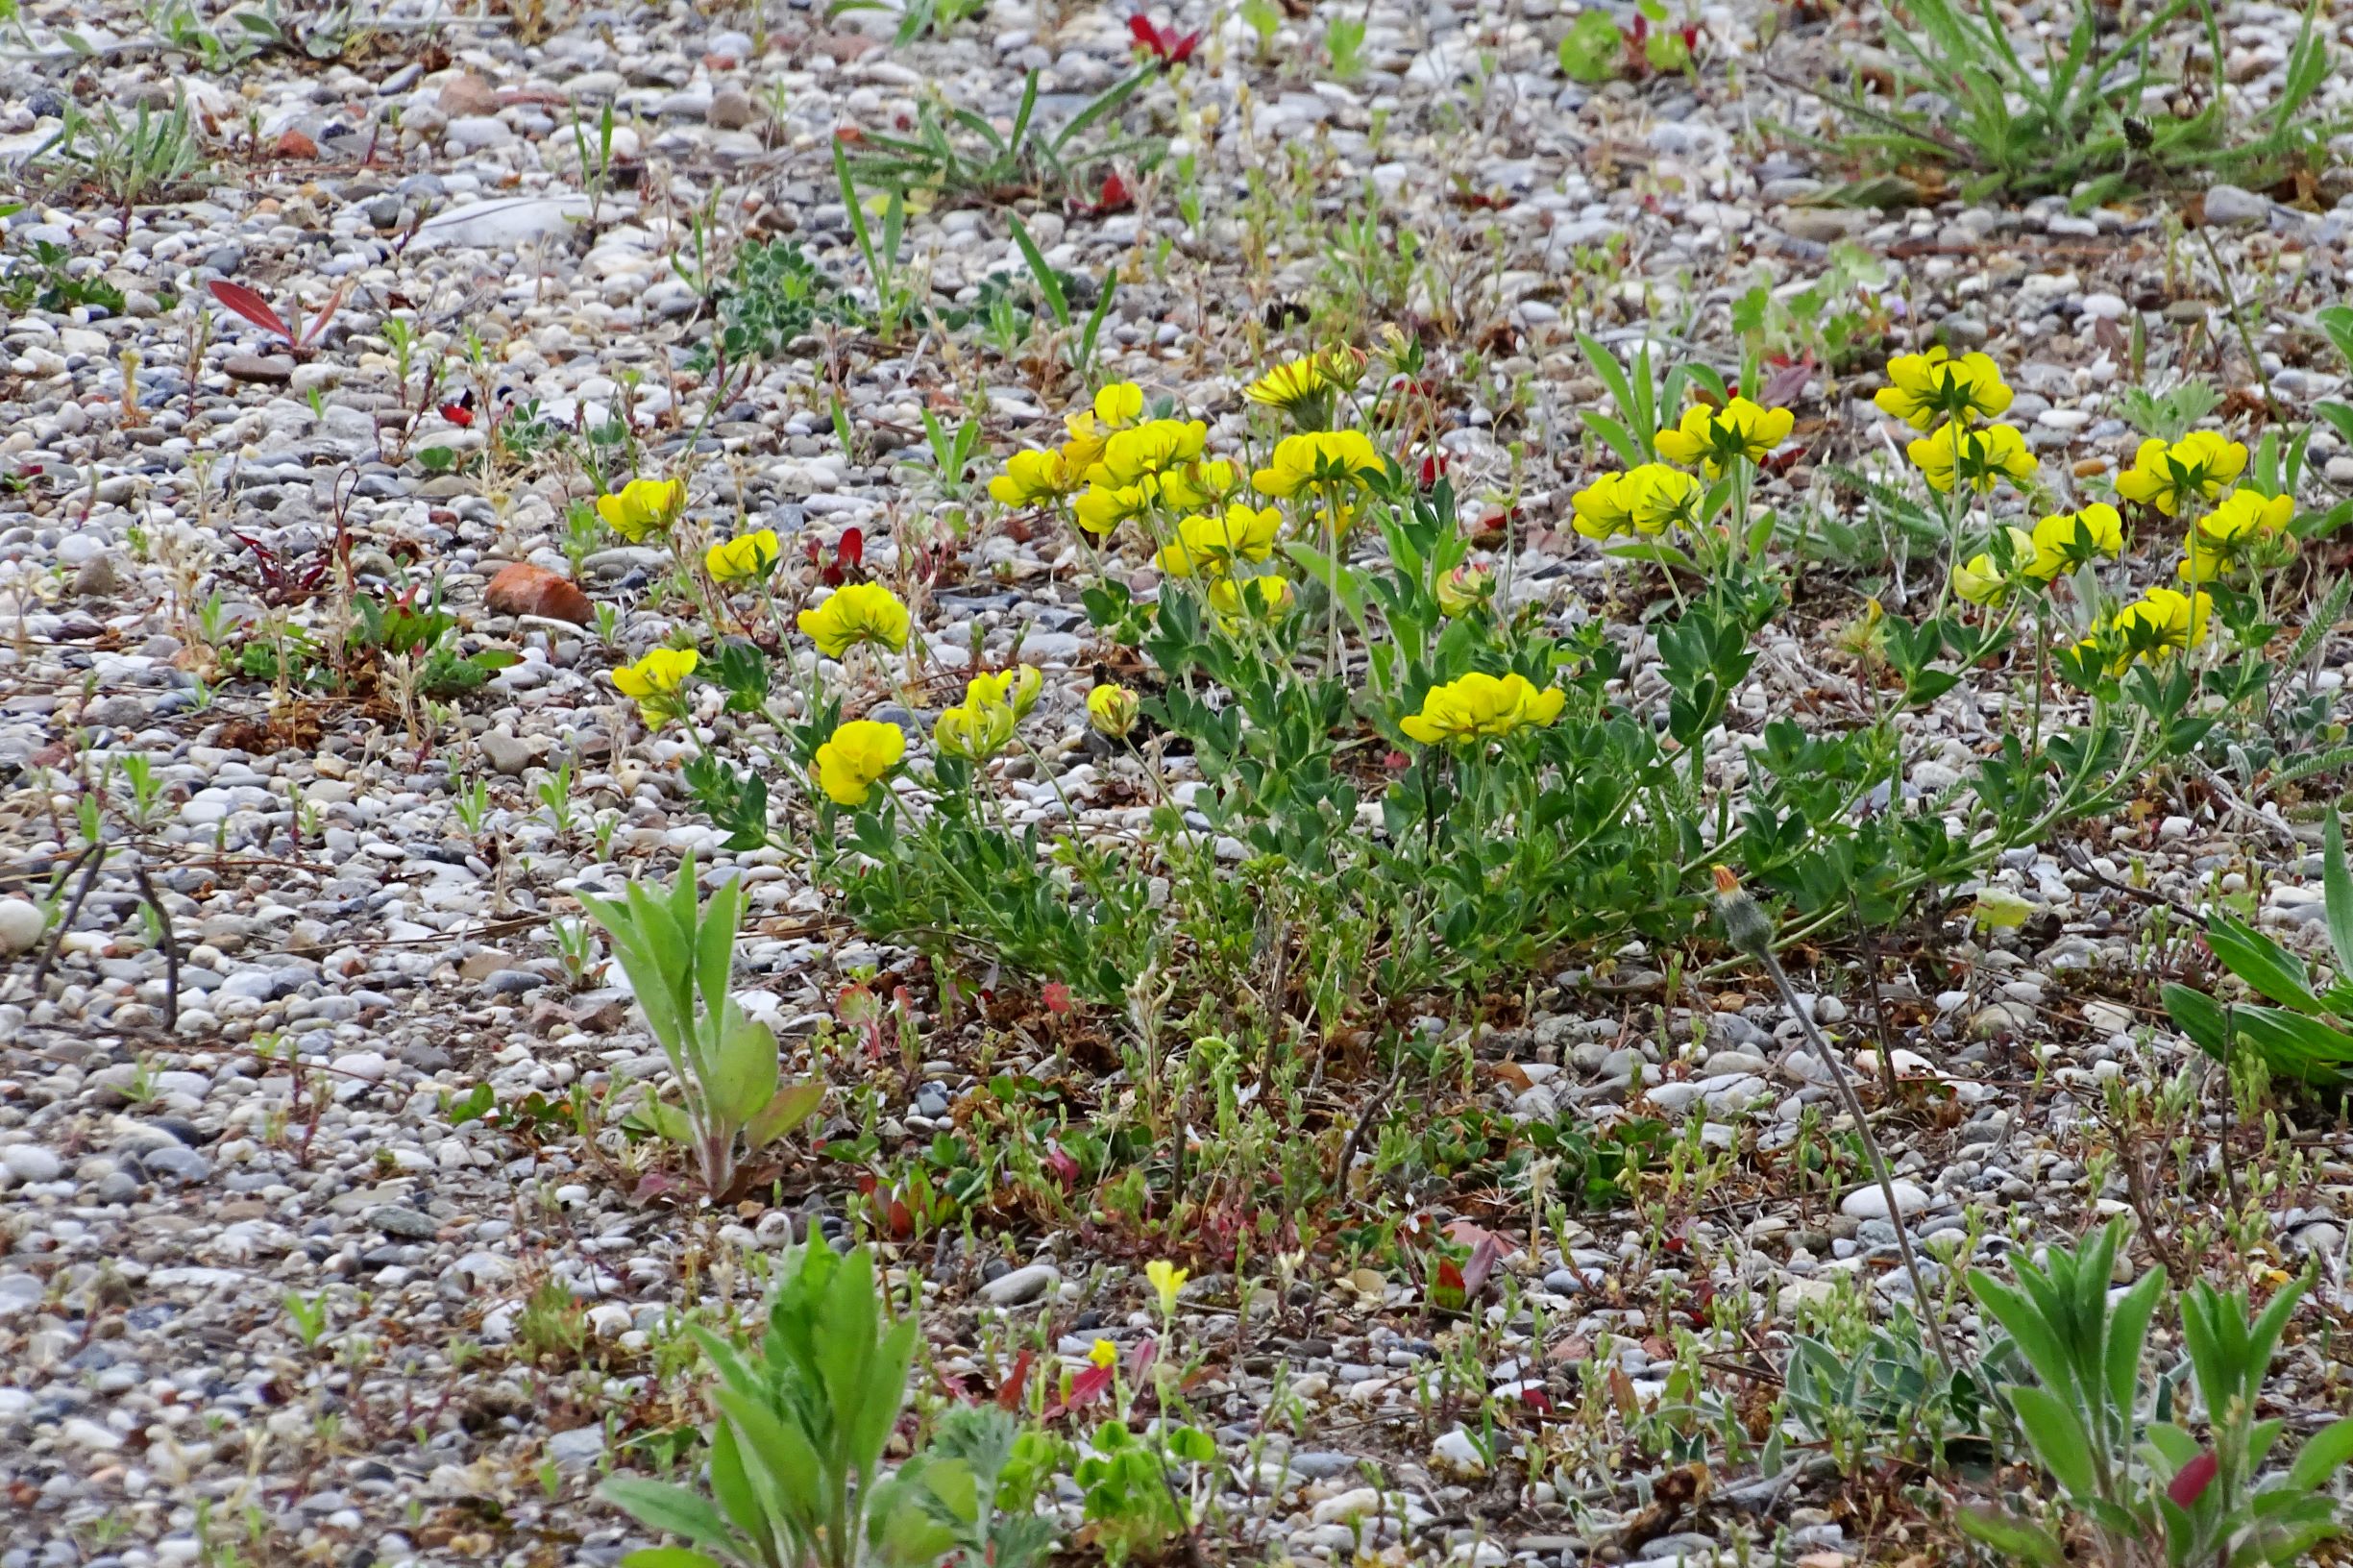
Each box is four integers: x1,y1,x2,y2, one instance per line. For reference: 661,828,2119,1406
1127,13,1199,63
1042,981,1072,1016
300,281,354,347
208,280,293,342
1044,1362,1115,1419
1075,170,1134,215
836,527,864,572
1042,1143,1078,1188
439,403,475,429
1759,354,1813,408
1127,1336,1158,1382
2169,1451,2218,1507
1436,1259,1466,1295
995,1348,1034,1410
1459,1234,1505,1300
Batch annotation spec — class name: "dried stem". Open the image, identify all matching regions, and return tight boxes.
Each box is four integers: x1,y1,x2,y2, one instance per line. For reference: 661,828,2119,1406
1713,870,1954,1373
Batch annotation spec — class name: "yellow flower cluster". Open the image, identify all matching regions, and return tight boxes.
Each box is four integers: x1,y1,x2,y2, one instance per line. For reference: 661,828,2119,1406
1908,421,2036,496
1252,429,1385,499
2116,432,2245,517
2076,586,2212,677
1087,683,1140,738
814,719,905,807
797,583,910,659
1950,504,2123,605
1154,502,1282,578
611,648,699,726
600,476,687,542
1573,392,1791,550
705,527,781,584
1874,348,2014,431
1399,672,1564,746
1873,350,2037,497
2179,487,2292,582
934,666,1042,761
1243,346,1366,422
1572,463,1703,541
1654,397,1795,478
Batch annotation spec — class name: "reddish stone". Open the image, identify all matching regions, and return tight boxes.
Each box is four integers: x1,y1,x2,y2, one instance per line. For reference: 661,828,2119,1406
274,129,318,159
485,561,593,625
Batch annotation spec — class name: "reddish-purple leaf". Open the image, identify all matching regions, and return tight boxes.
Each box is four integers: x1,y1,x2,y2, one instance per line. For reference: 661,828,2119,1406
2169,1451,2218,1507
995,1347,1034,1411
1044,1363,1115,1420
208,280,294,342
1759,355,1813,409
1459,1233,1506,1300
299,281,355,347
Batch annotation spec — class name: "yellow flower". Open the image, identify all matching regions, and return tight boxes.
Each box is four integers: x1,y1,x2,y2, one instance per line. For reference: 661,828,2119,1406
1571,472,1635,540
610,648,699,725
2078,586,2213,676
1399,671,1566,746
1206,575,1293,625
797,582,910,658
1951,526,2038,606
2024,504,2123,581
934,667,1041,760
1245,354,1329,412
965,664,1043,721
1144,1260,1188,1317
1157,458,1241,512
933,698,1016,761
1060,386,1143,474
1873,347,2014,430
1090,419,1209,487
1252,429,1386,497
2179,487,2293,581
1434,564,1493,618
1087,683,1140,738
1653,397,1795,477
1906,422,2036,495
597,476,687,542
1073,481,1151,538
1091,381,1145,428
1624,463,1703,535
1155,503,1283,578
1088,1338,1119,1369
814,719,906,806
2115,432,2247,516
1060,417,1112,476
704,528,781,584
988,448,1085,507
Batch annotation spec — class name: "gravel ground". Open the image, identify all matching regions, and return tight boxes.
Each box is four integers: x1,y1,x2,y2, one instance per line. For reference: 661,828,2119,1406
5,0,2353,1563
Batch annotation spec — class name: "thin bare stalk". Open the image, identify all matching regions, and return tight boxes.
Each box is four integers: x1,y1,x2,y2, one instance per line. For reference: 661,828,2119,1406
1712,869,1954,1373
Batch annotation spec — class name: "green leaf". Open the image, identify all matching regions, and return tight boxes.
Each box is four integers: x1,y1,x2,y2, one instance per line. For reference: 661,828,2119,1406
2203,915,2321,1010
1955,1508,2065,1564
2008,1384,2098,1497
2287,1417,2353,1490
1007,215,1069,328
2103,1265,2165,1426
747,1080,825,1149
619,1552,723,1568
598,1479,739,1554
2165,982,2231,1059
1556,9,1622,81
628,1095,696,1145
1604,540,1701,575
1969,1275,2078,1406
706,1008,780,1126
708,1419,768,1540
